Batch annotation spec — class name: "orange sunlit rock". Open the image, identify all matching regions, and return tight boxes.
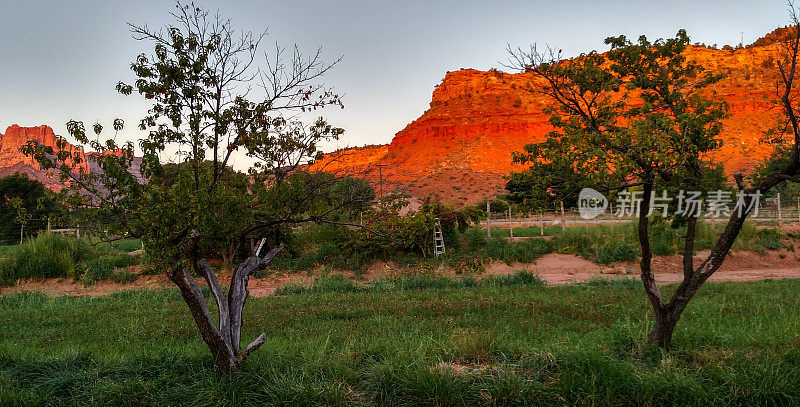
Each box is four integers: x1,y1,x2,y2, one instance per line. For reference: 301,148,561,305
313,30,793,205
0,124,90,190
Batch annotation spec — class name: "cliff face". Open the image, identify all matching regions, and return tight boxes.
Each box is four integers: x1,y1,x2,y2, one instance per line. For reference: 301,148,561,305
0,124,142,190
0,125,91,189
315,39,789,205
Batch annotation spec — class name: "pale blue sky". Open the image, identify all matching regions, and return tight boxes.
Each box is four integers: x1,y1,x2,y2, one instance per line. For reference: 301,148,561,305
0,0,790,165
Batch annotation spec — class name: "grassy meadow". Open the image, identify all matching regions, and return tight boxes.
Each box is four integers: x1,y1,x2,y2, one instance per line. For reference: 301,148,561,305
2,277,800,406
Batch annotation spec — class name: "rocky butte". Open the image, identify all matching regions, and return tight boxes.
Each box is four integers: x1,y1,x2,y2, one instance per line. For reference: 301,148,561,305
0,124,142,190
313,28,793,206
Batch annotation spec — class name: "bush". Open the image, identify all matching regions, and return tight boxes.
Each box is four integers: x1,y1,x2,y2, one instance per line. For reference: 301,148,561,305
554,228,594,257
0,234,97,285
485,237,553,264
756,228,784,251
443,252,486,275
483,270,546,287
80,254,138,285
294,252,318,271
597,242,639,264
315,242,340,264
463,228,486,251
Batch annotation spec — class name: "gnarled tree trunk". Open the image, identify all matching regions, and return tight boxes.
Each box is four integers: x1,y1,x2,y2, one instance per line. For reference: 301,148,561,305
168,237,284,372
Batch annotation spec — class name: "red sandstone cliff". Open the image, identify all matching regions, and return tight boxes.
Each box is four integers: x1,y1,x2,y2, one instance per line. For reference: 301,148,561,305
0,124,142,190
0,125,91,189
314,35,790,205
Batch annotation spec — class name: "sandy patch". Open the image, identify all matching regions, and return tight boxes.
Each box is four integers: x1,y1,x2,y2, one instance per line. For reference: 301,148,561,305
3,250,800,297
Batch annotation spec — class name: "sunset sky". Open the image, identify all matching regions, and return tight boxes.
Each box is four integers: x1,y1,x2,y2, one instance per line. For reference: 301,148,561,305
0,0,790,164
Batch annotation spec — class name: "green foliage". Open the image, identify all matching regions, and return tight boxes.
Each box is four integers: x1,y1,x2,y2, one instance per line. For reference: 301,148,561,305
752,143,800,201
756,228,784,251
5,280,800,405
79,253,139,285
352,194,478,258
0,173,63,245
597,242,639,264
506,154,600,211
485,237,554,264
111,238,142,252
482,270,547,287
0,234,94,285
0,234,140,286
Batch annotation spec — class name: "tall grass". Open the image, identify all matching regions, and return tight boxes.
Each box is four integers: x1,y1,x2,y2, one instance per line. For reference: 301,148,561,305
0,233,139,286
2,279,800,405
0,234,96,285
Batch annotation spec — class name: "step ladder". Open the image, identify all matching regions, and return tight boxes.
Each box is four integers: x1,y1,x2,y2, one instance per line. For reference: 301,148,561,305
433,218,445,257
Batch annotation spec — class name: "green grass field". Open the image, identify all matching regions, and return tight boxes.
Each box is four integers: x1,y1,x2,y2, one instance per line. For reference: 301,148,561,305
2,278,800,406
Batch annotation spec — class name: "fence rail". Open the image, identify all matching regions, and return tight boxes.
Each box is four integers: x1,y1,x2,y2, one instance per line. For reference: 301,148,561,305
483,199,800,237
0,219,83,245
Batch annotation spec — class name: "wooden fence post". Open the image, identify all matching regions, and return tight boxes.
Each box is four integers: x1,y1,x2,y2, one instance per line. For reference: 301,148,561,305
486,201,491,238
539,212,544,236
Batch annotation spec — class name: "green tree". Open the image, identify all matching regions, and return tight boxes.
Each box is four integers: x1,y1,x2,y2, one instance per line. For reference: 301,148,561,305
505,150,599,212
0,173,62,244
506,26,778,348
24,3,369,372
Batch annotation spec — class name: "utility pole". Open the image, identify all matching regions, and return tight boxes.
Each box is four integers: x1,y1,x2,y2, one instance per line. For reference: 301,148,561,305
375,164,387,198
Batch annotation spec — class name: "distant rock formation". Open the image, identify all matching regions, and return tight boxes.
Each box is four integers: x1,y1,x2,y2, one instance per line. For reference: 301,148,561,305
0,124,142,190
314,29,790,205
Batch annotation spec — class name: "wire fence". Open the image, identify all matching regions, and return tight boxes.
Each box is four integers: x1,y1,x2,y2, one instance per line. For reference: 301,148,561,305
0,218,81,246
483,197,800,235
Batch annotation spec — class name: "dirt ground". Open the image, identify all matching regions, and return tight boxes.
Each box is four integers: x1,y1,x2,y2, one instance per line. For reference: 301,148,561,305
3,249,800,298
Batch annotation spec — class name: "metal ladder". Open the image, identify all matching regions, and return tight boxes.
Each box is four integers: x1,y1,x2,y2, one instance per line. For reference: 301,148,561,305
433,218,445,257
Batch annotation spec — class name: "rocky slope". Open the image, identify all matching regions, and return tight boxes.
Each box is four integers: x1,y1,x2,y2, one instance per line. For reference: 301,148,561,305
315,33,790,206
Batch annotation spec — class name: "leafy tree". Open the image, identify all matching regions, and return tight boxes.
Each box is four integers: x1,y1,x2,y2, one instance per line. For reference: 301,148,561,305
23,3,368,372
355,194,476,257
505,150,599,212
0,173,62,244
505,24,795,348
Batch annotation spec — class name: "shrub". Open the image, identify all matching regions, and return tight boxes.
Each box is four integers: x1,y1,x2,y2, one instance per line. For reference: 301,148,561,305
463,228,487,252
483,270,546,287
0,234,97,285
445,253,486,275
485,237,553,264
315,242,339,262
597,242,639,264
554,228,594,257
510,239,554,263
80,257,115,285
294,252,318,271
757,228,784,251
80,254,137,285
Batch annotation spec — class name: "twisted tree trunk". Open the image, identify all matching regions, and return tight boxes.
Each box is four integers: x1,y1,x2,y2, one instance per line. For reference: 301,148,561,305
169,238,284,372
